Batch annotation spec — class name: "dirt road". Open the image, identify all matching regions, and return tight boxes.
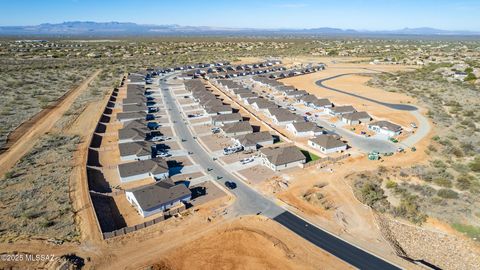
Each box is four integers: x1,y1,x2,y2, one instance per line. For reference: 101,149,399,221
0,70,101,176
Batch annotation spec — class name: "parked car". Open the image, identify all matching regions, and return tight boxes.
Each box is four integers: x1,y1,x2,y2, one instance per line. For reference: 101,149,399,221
410,122,417,128
224,181,237,190
241,157,254,164
157,152,171,158
147,122,160,130
223,144,243,155
150,136,164,142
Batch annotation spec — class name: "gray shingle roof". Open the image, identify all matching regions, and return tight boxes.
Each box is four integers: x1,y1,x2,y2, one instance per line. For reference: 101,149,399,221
369,120,402,132
260,146,306,166
342,111,372,121
211,113,242,123
119,141,155,157
290,121,323,133
235,131,273,147
118,157,169,178
330,105,356,114
117,111,147,121
221,121,253,134
309,135,346,149
128,179,191,211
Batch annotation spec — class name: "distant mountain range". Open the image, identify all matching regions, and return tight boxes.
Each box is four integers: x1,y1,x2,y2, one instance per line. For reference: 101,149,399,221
1,21,479,37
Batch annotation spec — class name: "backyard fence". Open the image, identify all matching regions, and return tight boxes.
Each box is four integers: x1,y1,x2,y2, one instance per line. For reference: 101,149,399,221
102,204,187,239
302,153,350,168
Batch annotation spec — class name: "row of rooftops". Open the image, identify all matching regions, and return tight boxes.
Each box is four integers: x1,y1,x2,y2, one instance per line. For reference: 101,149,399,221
114,77,192,213
185,79,282,154
185,79,237,116
251,75,402,133
183,61,284,79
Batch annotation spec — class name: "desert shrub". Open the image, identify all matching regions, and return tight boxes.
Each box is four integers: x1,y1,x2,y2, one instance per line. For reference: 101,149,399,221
385,180,397,189
456,174,475,190
392,194,427,224
437,189,459,199
469,156,480,172
433,177,452,188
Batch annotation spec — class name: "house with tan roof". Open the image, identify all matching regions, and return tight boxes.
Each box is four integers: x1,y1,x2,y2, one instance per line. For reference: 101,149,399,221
308,135,347,154
326,105,356,116
341,111,372,125
211,113,243,126
266,107,304,126
118,141,158,161
368,120,402,137
118,157,169,183
234,131,274,151
286,122,324,137
311,98,333,109
251,99,278,112
260,145,306,171
126,179,191,217
220,121,253,137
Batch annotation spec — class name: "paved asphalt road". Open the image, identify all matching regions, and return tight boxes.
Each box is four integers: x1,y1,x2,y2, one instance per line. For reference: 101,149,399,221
159,74,402,270
315,73,431,148
316,73,418,111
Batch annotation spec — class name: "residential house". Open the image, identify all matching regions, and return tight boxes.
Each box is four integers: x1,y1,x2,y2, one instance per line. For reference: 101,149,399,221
308,135,347,154
211,113,243,126
252,99,278,112
284,90,308,98
310,98,333,109
267,107,304,126
286,122,324,137
368,121,402,137
117,111,147,123
326,105,356,116
118,141,159,161
234,131,274,151
122,104,149,113
220,121,253,137
238,92,258,101
118,157,169,183
204,104,232,115
125,179,191,217
298,94,318,105
341,111,372,125
260,146,306,171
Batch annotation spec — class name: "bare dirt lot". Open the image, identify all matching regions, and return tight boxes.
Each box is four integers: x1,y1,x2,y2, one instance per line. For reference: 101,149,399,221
280,68,418,128
238,164,276,185
150,216,353,270
199,133,233,152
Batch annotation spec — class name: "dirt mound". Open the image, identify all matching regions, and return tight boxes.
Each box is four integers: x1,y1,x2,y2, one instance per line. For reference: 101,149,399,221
303,183,334,210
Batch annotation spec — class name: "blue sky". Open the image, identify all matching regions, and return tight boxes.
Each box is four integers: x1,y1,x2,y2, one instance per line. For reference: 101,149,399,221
1,0,479,31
